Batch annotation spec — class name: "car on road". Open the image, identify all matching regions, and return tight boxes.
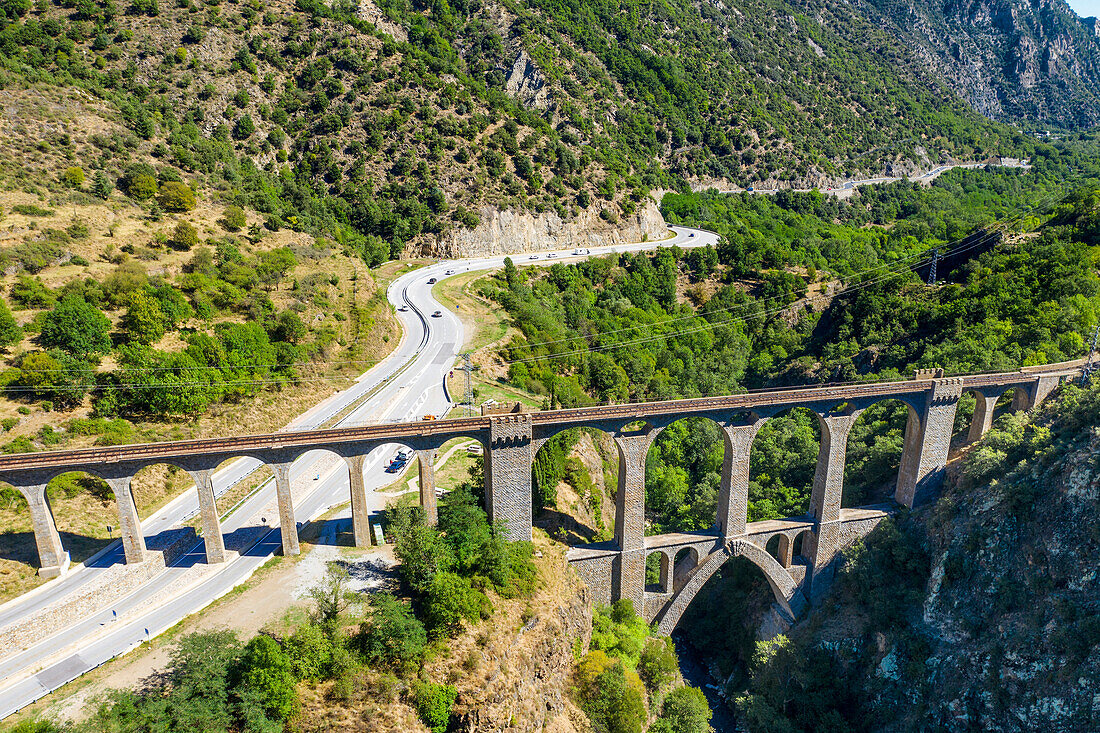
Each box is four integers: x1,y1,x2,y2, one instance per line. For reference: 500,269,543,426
547,252,557,258
529,254,539,260
688,232,694,237
397,305,408,311
573,248,589,255
445,269,455,275
427,277,436,284
432,310,442,317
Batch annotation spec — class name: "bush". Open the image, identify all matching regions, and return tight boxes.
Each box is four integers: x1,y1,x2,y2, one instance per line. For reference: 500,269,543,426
422,571,485,634
62,167,85,187
126,173,158,200
169,221,200,250
357,592,427,673
220,206,247,232
236,635,298,721
574,651,647,733
157,181,196,212
653,685,712,733
411,680,456,733
283,623,333,681
638,636,679,692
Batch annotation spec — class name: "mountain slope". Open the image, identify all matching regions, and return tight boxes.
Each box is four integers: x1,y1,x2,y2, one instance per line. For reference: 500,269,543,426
0,0,1021,260
864,0,1100,128
736,381,1100,731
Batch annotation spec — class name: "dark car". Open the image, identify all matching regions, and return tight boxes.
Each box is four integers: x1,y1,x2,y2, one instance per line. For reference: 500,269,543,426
427,277,437,284
432,310,442,317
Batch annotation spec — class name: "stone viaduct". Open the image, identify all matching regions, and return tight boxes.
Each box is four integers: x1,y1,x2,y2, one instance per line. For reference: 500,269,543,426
0,362,1080,633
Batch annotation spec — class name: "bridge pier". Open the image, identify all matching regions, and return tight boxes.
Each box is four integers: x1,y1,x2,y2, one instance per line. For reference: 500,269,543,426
418,449,438,526
344,454,373,547
190,469,227,564
805,411,859,598
486,415,533,542
614,431,659,612
717,419,765,540
270,464,300,556
18,484,69,578
894,378,961,508
967,390,998,443
104,476,147,565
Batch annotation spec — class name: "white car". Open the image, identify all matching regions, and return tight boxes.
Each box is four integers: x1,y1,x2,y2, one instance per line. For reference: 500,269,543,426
529,255,539,260
445,269,455,275
397,305,408,312
547,253,557,258
572,248,588,255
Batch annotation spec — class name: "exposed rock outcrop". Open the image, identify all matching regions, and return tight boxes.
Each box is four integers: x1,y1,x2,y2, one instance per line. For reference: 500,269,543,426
413,198,669,258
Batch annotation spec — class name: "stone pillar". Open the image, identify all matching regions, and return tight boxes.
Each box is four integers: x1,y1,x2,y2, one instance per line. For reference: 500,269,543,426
105,476,146,564
894,378,962,508
418,450,438,526
344,454,372,548
805,412,858,598
19,484,69,578
717,420,765,539
776,534,793,568
270,463,300,556
613,432,656,613
1014,374,1061,412
657,551,670,593
487,415,533,542
967,391,996,443
190,470,226,564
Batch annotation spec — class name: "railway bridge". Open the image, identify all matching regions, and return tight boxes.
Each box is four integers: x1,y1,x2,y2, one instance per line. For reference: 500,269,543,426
0,362,1080,632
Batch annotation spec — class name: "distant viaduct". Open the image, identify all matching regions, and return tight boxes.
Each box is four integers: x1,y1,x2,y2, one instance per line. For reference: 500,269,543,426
0,362,1082,632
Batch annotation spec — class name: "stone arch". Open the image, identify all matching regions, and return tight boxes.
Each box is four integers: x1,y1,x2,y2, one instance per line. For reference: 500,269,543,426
672,546,699,592
843,398,922,508
656,539,806,635
644,415,726,535
791,528,810,559
38,470,118,569
530,426,616,543
748,405,822,518
645,549,670,593
962,386,1029,444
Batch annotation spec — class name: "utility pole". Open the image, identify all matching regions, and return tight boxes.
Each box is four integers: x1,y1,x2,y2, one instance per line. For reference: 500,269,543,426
926,248,939,286
456,353,478,416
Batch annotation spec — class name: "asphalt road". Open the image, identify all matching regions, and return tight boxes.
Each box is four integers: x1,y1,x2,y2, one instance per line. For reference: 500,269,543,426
0,224,718,719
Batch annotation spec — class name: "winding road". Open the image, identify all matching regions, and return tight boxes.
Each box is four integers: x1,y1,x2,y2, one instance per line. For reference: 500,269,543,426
0,225,719,719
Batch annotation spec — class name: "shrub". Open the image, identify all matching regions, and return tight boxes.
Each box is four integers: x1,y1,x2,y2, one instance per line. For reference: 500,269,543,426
283,622,333,681
91,171,113,199
157,181,196,212
126,174,158,200
423,571,485,634
411,680,456,733
121,289,167,344
40,295,112,356
0,300,21,347
10,275,56,309
11,204,53,217
220,206,247,232
652,686,712,733
236,635,297,721
356,592,427,673
574,651,647,733
62,167,85,187
169,221,200,250
638,636,679,692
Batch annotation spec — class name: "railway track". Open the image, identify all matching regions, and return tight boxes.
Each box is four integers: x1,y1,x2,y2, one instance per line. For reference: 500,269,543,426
0,361,1082,474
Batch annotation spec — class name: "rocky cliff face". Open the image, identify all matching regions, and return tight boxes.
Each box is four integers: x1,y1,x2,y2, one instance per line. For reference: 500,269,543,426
412,198,669,258
737,383,1100,731
863,0,1100,128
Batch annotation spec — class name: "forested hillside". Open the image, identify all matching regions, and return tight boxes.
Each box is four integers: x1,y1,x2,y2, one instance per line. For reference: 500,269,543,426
735,381,1100,732
485,140,1100,539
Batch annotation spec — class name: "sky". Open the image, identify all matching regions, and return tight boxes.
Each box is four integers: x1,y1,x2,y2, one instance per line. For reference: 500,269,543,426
1066,0,1100,19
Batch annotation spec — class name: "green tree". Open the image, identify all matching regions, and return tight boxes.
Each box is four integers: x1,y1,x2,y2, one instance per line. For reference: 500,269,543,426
357,591,427,673
653,686,713,733
62,167,85,187
169,221,200,250
0,300,22,348
121,289,167,344
393,513,454,592
157,181,196,212
40,295,112,356
273,310,307,343
411,680,456,733
422,571,484,634
256,248,296,290
126,174,158,201
638,636,679,692
220,206,247,232
235,635,298,721
283,623,333,682
91,171,113,199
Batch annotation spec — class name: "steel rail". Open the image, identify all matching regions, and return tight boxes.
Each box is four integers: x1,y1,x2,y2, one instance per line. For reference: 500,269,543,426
0,363,1082,474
